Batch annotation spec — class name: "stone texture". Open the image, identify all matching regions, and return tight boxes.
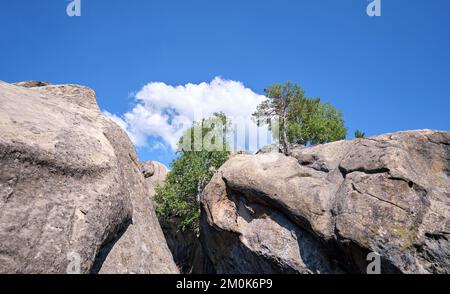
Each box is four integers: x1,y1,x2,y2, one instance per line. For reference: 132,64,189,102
141,161,170,196
200,130,450,274
97,162,177,274
0,81,178,274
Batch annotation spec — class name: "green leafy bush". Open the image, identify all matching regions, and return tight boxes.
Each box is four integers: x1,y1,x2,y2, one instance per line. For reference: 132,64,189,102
153,113,230,232
287,101,347,145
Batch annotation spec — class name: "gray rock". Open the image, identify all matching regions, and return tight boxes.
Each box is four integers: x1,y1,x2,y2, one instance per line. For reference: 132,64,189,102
200,130,450,274
255,144,282,154
98,162,177,274
256,143,306,155
141,161,170,196
0,81,178,274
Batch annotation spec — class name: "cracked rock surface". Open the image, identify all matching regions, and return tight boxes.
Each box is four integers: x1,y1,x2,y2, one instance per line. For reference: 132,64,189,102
0,81,178,274
200,130,450,274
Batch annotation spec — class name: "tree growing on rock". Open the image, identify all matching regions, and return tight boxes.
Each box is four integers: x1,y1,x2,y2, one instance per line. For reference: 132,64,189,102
253,82,347,154
153,113,231,232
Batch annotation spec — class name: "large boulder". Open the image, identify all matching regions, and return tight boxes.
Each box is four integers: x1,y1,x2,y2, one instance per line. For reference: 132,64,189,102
0,81,178,274
200,130,450,274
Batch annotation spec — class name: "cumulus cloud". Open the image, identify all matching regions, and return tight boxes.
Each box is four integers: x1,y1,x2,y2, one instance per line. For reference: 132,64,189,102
105,77,271,151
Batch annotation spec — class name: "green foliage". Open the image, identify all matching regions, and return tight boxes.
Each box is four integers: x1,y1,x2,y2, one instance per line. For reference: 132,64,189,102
153,113,230,232
288,101,347,145
253,82,308,154
253,82,347,150
354,130,366,139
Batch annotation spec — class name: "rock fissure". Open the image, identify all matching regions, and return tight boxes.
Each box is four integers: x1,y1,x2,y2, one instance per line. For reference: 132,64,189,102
350,183,410,213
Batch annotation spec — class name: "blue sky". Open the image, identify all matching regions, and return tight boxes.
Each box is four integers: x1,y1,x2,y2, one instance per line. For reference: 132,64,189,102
1,0,449,166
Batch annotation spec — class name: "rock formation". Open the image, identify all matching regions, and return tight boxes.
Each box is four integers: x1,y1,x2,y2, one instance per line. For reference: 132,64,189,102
1,80,448,275
0,81,178,274
141,161,170,196
200,130,450,274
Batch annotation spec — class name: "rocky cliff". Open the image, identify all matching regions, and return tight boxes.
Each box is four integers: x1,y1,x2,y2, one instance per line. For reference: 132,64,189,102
0,81,178,274
200,130,450,274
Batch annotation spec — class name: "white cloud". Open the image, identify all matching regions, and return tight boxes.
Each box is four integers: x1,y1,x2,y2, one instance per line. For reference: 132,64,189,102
105,77,269,151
